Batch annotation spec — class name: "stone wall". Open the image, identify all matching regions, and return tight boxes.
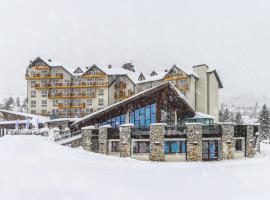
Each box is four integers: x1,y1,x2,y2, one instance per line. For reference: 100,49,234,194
99,125,109,154
221,123,235,160
81,126,96,152
150,123,165,161
186,123,202,161
119,124,132,158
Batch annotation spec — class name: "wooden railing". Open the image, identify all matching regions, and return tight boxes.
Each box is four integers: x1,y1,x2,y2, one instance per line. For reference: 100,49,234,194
25,73,63,80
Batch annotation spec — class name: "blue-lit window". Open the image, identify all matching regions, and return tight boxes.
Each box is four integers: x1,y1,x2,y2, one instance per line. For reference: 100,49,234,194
129,103,156,128
100,114,126,128
164,141,186,154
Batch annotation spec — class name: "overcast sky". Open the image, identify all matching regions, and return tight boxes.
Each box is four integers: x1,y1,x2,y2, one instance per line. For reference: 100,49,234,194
0,0,269,97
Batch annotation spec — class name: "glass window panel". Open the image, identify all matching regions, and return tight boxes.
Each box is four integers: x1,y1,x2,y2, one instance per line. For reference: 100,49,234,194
151,113,156,124
151,103,156,114
164,142,169,154
171,141,180,153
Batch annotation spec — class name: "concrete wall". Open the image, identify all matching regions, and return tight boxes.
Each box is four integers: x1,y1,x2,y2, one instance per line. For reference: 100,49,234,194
193,65,208,115
207,72,219,121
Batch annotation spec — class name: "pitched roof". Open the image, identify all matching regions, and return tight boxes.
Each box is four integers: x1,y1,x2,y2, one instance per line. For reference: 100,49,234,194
72,82,195,128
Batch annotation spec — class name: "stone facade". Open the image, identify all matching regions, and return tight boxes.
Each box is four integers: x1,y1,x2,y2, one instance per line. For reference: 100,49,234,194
186,123,202,161
81,126,96,152
99,125,109,154
246,125,255,157
149,123,166,161
119,124,132,158
221,123,235,160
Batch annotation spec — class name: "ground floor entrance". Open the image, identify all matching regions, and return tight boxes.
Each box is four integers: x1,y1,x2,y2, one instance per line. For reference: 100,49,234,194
202,140,219,161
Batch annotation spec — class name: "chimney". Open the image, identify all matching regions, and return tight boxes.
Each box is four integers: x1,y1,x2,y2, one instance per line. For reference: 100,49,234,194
165,69,168,72
48,59,52,62
108,64,112,69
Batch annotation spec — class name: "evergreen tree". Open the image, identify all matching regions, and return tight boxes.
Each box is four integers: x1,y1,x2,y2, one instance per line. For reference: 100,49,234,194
234,112,244,125
219,110,224,122
16,96,20,107
258,104,270,140
223,108,231,122
4,96,15,110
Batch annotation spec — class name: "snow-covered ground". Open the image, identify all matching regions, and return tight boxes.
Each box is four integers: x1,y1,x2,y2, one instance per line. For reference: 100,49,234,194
0,135,268,200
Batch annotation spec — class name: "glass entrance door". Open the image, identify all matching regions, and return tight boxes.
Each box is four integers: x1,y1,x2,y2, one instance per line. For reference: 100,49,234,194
202,140,219,161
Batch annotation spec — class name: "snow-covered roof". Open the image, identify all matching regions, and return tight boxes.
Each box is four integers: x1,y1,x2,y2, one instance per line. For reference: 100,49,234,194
190,112,215,119
0,109,49,123
72,82,194,127
45,118,81,123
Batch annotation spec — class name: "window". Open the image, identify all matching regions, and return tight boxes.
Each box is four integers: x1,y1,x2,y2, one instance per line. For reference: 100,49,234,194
31,90,36,97
110,141,120,153
100,114,125,128
133,141,150,154
235,139,242,151
87,99,92,106
129,103,156,128
98,98,104,106
31,81,36,87
98,89,104,96
31,110,36,114
31,100,36,107
42,110,47,115
53,100,58,107
41,100,47,107
41,90,47,97
164,141,186,154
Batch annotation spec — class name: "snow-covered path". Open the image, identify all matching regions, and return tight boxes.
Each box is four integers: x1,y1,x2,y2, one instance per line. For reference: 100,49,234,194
0,135,268,200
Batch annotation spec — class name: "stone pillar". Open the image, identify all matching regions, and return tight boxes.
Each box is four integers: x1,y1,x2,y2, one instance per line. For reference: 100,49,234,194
246,124,255,157
150,123,166,161
119,124,133,158
221,123,235,160
81,126,96,152
99,125,110,154
186,123,203,161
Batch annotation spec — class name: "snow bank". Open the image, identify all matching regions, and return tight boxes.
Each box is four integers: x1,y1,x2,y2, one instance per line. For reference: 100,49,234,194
0,135,269,200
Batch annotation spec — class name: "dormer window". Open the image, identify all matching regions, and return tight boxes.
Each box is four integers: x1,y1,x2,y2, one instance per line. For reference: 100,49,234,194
138,73,146,81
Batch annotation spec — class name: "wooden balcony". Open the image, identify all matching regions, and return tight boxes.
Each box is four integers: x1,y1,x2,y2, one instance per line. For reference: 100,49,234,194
35,83,49,90
58,103,86,109
49,81,109,89
48,93,95,99
114,82,126,89
25,73,63,80
164,73,187,81
34,66,50,70
81,72,107,78
177,84,189,91
114,92,134,100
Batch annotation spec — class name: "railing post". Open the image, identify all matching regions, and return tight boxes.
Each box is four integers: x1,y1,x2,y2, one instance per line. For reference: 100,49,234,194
150,123,166,161
246,124,255,157
81,126,96,152
221,122,235,160
119,124,133,158
186,123,203,161
98,125,110,154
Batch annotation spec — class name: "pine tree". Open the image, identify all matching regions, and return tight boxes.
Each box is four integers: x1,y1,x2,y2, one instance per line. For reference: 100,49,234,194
219,110,224,122
234,112,244,125
223,108,231,122
4,96,15,110
16,96,20,107
258,104,270,140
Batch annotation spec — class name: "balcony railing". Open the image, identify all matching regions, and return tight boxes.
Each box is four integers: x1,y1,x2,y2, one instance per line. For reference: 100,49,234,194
25,73,63,80
34,66,50,70
81,72,107,78
164,73,187,81
114,92,134,100
49,81,109,89
202,125,222,136
58,103,86,109
114,82,127,89
48,93,95,99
